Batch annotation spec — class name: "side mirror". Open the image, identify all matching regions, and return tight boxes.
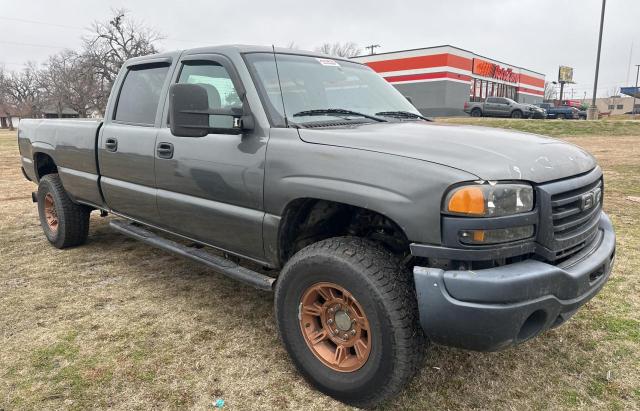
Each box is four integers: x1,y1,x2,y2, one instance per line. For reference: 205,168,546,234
169,83,254,137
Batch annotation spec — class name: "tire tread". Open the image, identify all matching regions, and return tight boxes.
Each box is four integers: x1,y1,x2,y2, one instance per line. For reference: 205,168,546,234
38,174,90,248
275,236,425,408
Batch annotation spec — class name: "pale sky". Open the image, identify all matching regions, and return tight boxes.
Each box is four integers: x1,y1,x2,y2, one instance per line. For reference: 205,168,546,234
1,0,639,98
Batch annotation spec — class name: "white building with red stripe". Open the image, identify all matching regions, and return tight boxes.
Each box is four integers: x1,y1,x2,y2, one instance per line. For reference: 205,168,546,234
354,45,545,117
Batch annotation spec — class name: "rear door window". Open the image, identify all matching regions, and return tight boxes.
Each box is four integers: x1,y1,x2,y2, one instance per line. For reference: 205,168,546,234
114,64,170,125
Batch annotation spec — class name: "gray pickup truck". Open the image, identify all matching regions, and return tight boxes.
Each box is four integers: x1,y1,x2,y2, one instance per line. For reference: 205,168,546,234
18,45,615,408
464,96,546,118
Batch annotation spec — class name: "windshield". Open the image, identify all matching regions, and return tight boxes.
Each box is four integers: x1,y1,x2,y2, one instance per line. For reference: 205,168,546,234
244,53,421,126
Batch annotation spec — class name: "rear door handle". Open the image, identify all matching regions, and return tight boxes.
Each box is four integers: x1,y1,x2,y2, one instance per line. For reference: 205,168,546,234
105,137,118,152
157,142,174,159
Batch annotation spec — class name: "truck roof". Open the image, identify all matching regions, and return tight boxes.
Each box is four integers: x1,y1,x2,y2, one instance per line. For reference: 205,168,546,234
125,44,359,66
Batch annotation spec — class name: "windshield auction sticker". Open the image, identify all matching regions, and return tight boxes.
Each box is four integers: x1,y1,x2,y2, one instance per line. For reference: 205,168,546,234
316,58,340,67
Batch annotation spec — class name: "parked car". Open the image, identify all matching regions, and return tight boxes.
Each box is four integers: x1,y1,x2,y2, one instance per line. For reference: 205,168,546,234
17,45,615,408
537,103,580,119
464,97,544,118
531,105,548,119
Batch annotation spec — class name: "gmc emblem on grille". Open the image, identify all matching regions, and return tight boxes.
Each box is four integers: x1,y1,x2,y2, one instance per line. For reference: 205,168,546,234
581,187,602,211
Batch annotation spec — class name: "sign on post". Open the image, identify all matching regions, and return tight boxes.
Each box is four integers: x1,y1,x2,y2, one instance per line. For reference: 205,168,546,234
558,66,574,83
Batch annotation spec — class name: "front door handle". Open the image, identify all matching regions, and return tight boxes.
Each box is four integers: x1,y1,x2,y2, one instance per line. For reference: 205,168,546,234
157,142,174,159
105,137,118,152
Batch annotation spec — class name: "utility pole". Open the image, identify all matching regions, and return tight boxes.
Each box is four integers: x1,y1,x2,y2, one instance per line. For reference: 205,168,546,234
365,44,380,55
588,0,606,120
634,64,640,116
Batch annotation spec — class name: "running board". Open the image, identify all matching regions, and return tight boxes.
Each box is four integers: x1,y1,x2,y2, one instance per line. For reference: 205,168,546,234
109,220,275,291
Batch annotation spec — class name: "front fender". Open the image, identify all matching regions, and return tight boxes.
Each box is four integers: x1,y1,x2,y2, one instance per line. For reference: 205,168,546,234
263,128,477,246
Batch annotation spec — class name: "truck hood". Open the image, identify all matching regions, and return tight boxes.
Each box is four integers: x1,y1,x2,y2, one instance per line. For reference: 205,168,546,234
297,121,596,183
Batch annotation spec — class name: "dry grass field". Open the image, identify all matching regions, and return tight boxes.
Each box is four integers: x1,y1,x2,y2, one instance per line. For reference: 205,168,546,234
1,120,639,410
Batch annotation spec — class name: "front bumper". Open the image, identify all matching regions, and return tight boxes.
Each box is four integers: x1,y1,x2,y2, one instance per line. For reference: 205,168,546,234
412,212,615,351
531,110,547,119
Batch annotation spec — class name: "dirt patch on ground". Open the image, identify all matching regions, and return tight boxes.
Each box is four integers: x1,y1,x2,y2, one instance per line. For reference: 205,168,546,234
1,125,639,410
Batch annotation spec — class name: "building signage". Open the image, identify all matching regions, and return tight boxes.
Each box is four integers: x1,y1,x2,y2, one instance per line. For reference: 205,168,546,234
472,58,519,84
558,66,574,83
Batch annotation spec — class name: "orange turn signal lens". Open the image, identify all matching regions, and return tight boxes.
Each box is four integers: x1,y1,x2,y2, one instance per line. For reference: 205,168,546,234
472,230,485,242
447,186,486,215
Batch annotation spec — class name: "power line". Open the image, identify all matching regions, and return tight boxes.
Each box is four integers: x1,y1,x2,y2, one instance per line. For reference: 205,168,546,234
0,40,70,49
0,16,85,30
0,15,214,46
0,61,32,67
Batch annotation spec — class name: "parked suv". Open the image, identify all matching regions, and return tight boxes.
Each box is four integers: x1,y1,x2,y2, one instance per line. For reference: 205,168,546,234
17,45,615,408
464,97,544,118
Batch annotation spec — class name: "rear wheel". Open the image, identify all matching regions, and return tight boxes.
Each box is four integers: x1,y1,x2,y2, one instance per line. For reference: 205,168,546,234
557,113,566,120
470,108,482,117
37,174,91,248
275,237,424,408
511,110,523,119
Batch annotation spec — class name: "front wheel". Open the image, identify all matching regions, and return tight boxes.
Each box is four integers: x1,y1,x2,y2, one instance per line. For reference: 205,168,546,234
274,237,424,408
557,113,566,120
511,110,523,119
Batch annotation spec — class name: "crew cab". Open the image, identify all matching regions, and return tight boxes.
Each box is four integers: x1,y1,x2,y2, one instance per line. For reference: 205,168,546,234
464,96,545,118
18,45,615,408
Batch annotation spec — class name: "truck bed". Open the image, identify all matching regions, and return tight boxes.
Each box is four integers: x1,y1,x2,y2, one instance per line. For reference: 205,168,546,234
18,118,104,207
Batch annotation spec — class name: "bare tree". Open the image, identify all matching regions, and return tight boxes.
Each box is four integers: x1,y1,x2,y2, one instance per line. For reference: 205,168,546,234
0,67,16,130
543,82,557,101
2,63,46,119
83,8,163,113
315,42,362,58
607,86,620,98
41,50,99,118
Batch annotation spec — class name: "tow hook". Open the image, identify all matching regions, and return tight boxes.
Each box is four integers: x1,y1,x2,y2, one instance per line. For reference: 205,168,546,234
31,192,37,203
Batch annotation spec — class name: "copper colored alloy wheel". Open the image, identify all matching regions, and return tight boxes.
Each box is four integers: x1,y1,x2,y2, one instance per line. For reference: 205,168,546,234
299,282,372,372
43,193,59,232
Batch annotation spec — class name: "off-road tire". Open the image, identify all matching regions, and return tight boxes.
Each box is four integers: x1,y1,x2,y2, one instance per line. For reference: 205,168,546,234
274,236,425,408
511,110,523,119
37,173,91,248
470,108,482,117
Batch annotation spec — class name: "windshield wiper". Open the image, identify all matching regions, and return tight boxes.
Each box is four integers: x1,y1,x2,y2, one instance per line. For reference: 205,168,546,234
292,108,387,122
375,111,432,121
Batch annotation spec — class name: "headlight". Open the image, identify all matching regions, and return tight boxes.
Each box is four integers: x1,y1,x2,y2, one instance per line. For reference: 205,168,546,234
443,182,534,217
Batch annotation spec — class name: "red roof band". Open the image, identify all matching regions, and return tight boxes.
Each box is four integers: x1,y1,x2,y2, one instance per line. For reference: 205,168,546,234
363,53,544,89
